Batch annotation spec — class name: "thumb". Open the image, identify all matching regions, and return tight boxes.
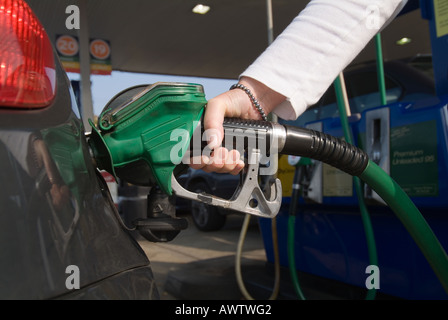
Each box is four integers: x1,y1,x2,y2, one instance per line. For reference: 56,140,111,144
203,96,225,149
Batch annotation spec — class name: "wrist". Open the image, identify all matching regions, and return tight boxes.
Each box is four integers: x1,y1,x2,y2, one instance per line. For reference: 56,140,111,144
238,76,285,116
229,83,267,121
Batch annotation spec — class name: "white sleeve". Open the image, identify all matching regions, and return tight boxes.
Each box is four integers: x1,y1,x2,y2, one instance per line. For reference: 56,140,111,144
240,0,409,120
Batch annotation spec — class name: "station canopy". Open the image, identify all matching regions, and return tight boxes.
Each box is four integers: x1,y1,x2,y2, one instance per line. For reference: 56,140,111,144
27,0,428,80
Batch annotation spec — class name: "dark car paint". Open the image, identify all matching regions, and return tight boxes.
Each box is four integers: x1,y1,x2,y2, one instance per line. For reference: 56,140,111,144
0,54,158,299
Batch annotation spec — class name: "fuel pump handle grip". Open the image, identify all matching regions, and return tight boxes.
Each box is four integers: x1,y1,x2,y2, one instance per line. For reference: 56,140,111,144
190,118,368,177
188,117,279,160
194,118,368,176
168,117,287,218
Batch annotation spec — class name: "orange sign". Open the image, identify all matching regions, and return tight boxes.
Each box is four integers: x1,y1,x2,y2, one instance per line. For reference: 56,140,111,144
55,34,80,73
90,39,112,75
90,39,110,60
55,35,111,75
56,35,79,56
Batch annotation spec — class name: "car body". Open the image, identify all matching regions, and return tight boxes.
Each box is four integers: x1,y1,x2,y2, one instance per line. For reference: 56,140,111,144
0,0,158,299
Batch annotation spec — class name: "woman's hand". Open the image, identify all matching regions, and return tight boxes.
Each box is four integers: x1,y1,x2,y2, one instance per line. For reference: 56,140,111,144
189,77,285,174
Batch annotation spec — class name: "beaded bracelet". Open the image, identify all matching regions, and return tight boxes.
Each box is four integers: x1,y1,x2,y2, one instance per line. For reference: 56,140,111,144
229,83,267,121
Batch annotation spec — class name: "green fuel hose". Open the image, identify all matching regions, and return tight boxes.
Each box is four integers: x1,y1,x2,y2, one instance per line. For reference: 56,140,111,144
375,33,387,106
287,164,306,300
334,73,378,300
288,214,305,299
360,161,448,293
222,116,448,297
287,72,379,300
279,124,448,295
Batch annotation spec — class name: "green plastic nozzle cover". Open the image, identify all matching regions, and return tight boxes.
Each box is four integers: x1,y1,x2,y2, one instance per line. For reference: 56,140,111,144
88,82,206,194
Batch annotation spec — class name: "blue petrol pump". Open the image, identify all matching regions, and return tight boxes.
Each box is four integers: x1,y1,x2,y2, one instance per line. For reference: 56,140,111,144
258,1,448,299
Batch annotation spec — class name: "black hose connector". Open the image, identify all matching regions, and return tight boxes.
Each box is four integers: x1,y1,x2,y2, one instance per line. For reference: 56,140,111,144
281,125,369,176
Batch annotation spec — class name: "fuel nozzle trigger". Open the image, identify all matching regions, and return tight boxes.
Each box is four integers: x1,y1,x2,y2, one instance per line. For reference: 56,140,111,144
171,148,282,219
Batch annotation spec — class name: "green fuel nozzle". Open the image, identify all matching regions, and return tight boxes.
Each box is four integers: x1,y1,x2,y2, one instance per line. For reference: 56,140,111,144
88,82,207,194
87,81,368,218
87,82,288,218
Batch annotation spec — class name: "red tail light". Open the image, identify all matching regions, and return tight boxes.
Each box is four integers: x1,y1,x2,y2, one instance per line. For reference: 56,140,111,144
0,0,56,108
